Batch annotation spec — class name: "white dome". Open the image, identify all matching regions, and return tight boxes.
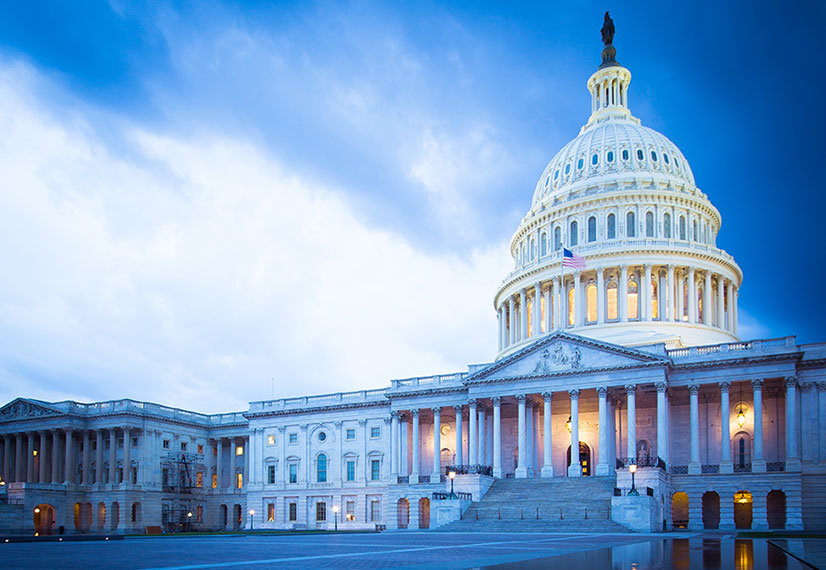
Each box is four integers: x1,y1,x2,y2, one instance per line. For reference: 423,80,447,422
531,120,696,208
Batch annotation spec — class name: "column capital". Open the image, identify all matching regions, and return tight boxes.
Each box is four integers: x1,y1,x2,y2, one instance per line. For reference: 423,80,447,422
625,384,637,394
334,421,343,429
431,406,441,414
751,378,764,389
468,398,477,407
718,381,731,392
816,382,826,392
357,419,367,426
568,389,580,399
784,376,798,388
492,396,501,406
276,426,286,433
452,404,462,413
410,408,419,417
799,382,814,393
390,411,400,419
655,382,668,393
688,384,700,395
383,417,392,425
542,391,554,401
515,394,526,403
596,387,607,398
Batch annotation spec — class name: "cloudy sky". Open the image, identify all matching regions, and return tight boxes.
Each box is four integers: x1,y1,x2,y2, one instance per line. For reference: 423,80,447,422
0,2,822,413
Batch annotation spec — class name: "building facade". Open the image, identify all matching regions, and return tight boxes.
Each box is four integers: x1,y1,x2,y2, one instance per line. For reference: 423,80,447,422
2,26,825,535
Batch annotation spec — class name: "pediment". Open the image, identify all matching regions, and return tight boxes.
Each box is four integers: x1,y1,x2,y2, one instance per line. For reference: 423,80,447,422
469,332,666,383
0,398,63,421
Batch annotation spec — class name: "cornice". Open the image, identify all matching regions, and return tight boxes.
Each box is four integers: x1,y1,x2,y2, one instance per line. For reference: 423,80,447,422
245,400,389,419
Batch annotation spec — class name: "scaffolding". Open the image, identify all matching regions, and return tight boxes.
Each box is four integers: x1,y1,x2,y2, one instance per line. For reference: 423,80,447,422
161,451,206,532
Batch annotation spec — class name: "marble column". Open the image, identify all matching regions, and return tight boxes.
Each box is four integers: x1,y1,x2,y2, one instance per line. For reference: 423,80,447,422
15,434,23,482
568,390,581,477
703,271,712,325
533,283,541,336
411,410,420,480
718,492,735,531
508,297,515,345
597,387,609,475
687,267,697,323
498,306,504,351
390,412,399,478
656,382,669,466
27,432,35,482
752,380,765,472
676,270,685,321
478,404,487,465
515,395,527,478
716,277,725,328
38,431,47,483
544,284,552,333
643,264,652,321
431,408,442,479
51,430,60,483
492,397,502,478
81,431,90,485
109,429,117,485
400,414,409,476
525,401,534,475
1,435,9,483
542,392,554,477
785,376,801,471
726,281,734,332
554,276,562,330
574,272,583,326
733,286,739,335
626,385,637,463
688,385,701,474
719,383,733,473
819,383,826,465
453,406,463,467
123,428,131,486
619,265,628,321
667,265,676,321
597,267,606,324
468,400,478,465
519,289,527,340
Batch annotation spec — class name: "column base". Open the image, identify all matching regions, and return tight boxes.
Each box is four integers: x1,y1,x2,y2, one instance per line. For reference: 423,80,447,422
718,522,736,530
515,467,527,479
541,465,555,478
567,464,582,477
786,458,802,472
752,459,766,473
752,521,769,531
719,461,733,474
431,472,441,482
493,467,503,478
595,463,610,476
410,472,420,484
688,462,701,475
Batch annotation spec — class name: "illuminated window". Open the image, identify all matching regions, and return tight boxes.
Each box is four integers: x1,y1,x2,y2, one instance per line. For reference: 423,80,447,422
236,472,243,489
268,465,276,484
267,435,275,446
316,502,327,522
568,287,575,326
346,501,355,521
606,214,616,239
664,212,672,238
586,283,597,323
370,459,381,481
196,472,203,488
346,460,355,482
651,279,659,319
569,221,578,246
645,212,654,237
235,446,244,456
607,280,618,320
626,212,636,237
587,216,596,242
267,503,275,522
540,295,546,334
317,454,327,483
289,463,297,484
627,279,639,320
288,503,297,522
530,238,535,260
197,444,203,454
526,298,533,336
212,473,217,489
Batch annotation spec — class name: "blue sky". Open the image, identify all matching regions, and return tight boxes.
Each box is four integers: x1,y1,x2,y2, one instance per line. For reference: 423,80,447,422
0,1,822,412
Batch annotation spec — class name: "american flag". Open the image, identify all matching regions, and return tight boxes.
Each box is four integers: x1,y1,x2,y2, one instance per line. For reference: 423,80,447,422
562,247,586,270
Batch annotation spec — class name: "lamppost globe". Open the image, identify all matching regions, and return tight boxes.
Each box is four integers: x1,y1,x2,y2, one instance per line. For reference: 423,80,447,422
628,463,639,495
249,509,255,531
332,505,340,531
448,470,456,497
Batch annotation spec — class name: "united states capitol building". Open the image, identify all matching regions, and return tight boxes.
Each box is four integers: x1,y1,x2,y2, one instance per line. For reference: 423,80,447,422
1,20,824,536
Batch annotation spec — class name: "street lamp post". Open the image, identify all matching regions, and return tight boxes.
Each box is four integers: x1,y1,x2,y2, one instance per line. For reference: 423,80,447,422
249,509,255,531
448,470,456,498
187,511,192,533
628,463,639,496
332,505,340,531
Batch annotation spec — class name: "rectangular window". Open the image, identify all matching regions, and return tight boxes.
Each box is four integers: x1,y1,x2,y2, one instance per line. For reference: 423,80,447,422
236,472,243,489
117,467,123,483
213,446,218,456
105,440,110,450
345,500,355,521
196,472,203,488
316,502,326,522
346,460,355,482
162,440,170,449
370,459,380,481
289,463,297,484
212,473,217,489
370,427,381,439
268,465,276,484
288,503,297,522
131,466,138,484
132,437,139,447
181,442,187,451
118,438,124,448
235,445,244,456
346,429,355,440
267,435,276,446
289,433,298,444
197,444,204,454
196,505,203,523
162,468,169,487
267,503,275,522
370,500,381,522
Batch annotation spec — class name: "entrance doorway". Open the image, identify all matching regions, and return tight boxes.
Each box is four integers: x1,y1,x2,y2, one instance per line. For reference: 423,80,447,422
702,492,720,529
418,498,430,529
671,492,689,529
33,504,56,535
566,443,591,476
397,498,409,529
767,490,786,529
734,491,753,529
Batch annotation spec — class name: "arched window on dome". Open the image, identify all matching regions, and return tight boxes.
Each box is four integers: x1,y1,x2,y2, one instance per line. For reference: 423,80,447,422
626,212,636,238
541,233,547,257
679,216,687,240
692,220,698,242
553,169,559,181
664,212,672,239
577,158,584,170
651,150,658,162
587,216,597,242
586,283,597,324
645,212,654,237
569,221,578,246
554,227,561,250
607,279,618,320
607,214,616,239
565,163,571,175
627,278,639,320
607,151,614,163
651,278,659,320
591,153,598,166
530,238,536,261
636,149,644,161
568,287,575,326
621,149,629,161
317,453,327,483
544,176,549,188
664,153,670,165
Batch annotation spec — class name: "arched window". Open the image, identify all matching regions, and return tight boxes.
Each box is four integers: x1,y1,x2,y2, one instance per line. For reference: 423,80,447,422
607,150,614,162
679,216,687,240
591,153,598,165
627,278,639,320
568,287,575,326
663,212,672,239
645,212,654,237
693,220,698,242
569,221,578,246
317,453,327,483
626,212,636,238
621,149,629,161
651,278,659,319
540,233,547,256
636,149,644,160
587,216,597,242
607,214,616,239
530,238,536,261
554,227,561,250
577,158,584,169
586,283,597,323
733,432,752,468
607,280,618,320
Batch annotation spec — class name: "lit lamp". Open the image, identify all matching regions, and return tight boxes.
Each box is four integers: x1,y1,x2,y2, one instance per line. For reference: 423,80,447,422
566,416,572,433
448,470,456,498
332,505,340,531
187,511,192,533
249,509,255,531
736,404,747,428
628,463,639,496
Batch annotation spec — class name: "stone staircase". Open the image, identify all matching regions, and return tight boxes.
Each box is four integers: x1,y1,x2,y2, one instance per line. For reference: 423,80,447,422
436,476,631,533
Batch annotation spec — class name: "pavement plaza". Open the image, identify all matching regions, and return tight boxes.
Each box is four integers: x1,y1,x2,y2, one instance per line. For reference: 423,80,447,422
0,532,816,569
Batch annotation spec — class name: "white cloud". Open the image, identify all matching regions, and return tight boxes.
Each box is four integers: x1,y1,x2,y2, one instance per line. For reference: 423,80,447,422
0,61,511,413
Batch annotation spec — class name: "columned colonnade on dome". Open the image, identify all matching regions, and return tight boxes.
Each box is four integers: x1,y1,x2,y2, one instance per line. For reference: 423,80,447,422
497,262,738,351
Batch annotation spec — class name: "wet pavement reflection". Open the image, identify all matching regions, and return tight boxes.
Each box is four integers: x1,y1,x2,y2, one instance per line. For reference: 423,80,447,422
480,538,818,569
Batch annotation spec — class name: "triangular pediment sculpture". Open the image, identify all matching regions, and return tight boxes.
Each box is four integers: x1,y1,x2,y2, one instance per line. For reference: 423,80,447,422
467,331,666,383
0,398,63,421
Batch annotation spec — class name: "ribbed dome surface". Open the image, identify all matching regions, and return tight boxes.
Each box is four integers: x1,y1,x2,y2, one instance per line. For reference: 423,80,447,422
531,120,696,207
